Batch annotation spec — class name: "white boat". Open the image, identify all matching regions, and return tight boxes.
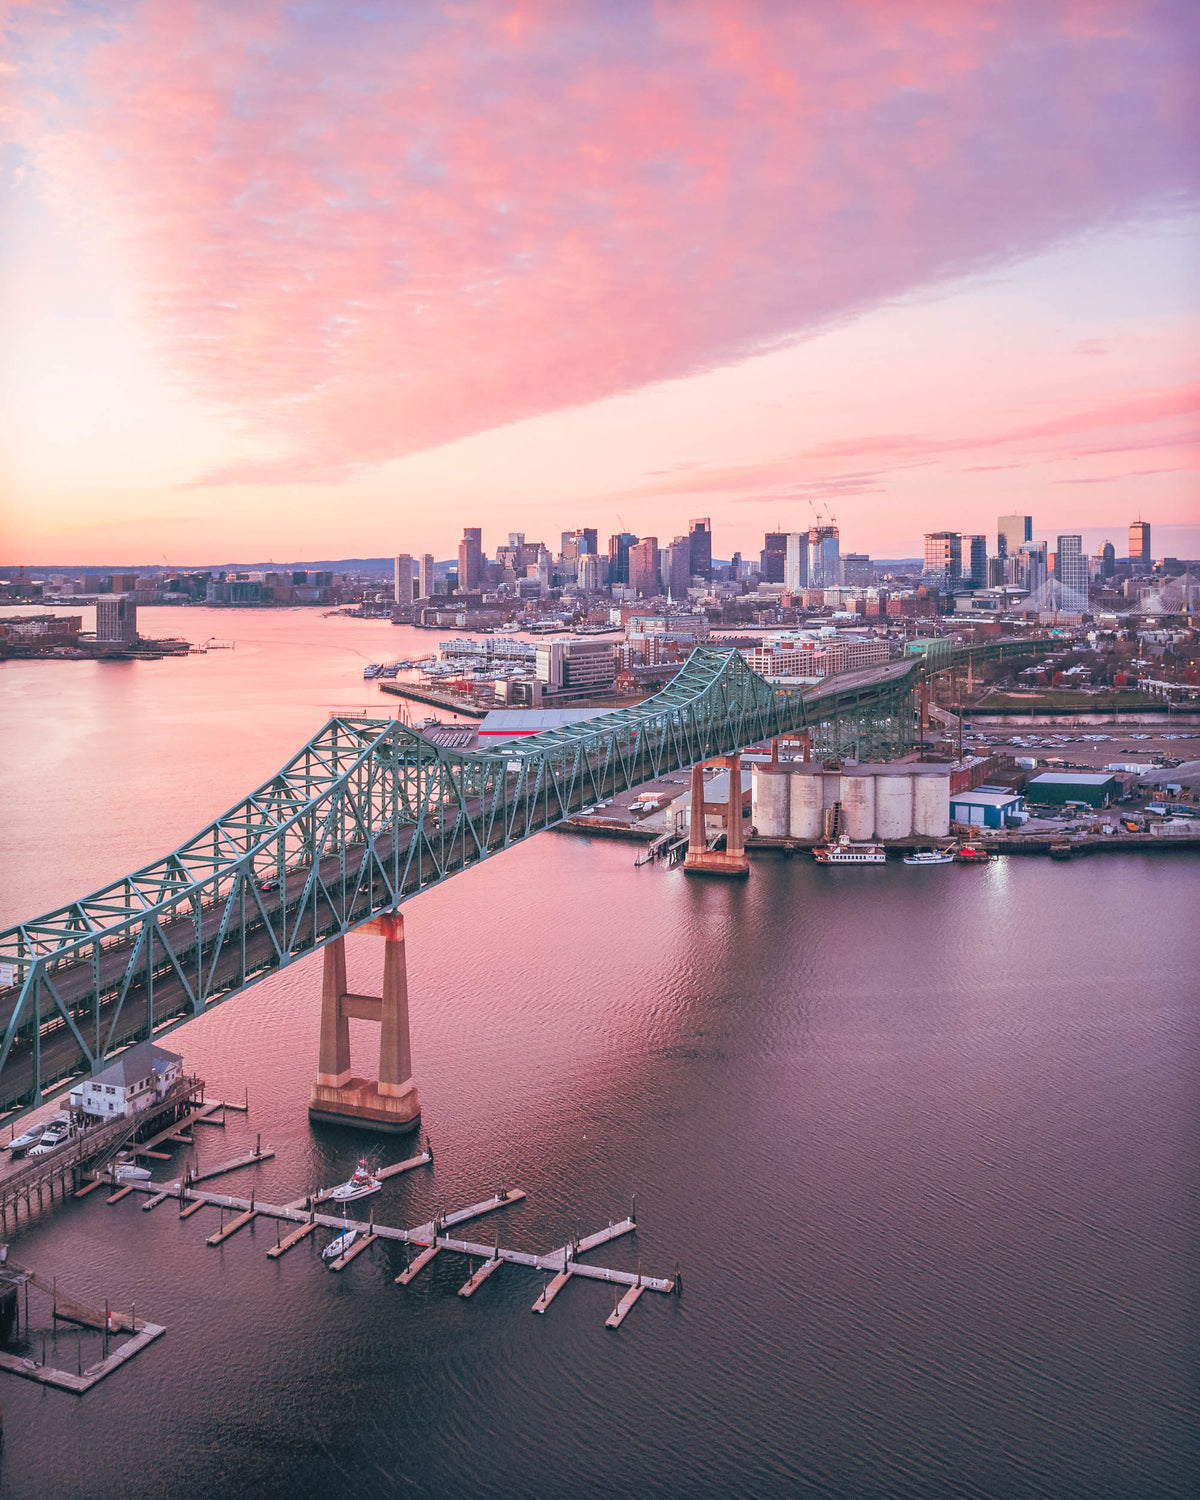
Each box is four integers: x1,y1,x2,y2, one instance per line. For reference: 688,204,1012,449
323,1224,358,1262
7,1123,45,1153
113,1159,151,1181
330,1157,382,1201
903,847,955,866
813,835,887,865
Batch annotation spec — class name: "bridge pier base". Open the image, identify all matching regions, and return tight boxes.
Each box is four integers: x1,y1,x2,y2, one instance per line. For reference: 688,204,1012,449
308,913,421,1135
683,755,749,878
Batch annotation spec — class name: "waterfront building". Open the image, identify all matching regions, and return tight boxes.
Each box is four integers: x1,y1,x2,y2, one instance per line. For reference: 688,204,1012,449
535,637,617,697
393,554,415,605
418,553,435,599
69,1041,182,1119
95,594,138,642
949,787,1024,828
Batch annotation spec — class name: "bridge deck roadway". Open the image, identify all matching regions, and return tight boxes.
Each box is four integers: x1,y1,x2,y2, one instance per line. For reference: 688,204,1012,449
1,644,1020,1115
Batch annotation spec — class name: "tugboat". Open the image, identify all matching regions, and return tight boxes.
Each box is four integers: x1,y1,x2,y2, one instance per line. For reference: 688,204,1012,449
903,847,955,866
330,1157,382,1202
954,844,991,863
813,834,887,865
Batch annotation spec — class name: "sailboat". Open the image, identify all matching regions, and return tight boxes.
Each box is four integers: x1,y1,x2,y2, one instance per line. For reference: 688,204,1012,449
323,1216,358,1263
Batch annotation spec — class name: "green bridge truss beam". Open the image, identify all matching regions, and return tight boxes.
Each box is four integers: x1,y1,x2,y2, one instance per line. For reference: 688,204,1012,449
0,636,1039,1114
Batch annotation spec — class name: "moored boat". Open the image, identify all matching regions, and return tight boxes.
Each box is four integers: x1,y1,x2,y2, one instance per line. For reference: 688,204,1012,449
954,844,991,863
323,1224,358,1262
903,847,955,866
813,835,887,865
330,1157,382,1201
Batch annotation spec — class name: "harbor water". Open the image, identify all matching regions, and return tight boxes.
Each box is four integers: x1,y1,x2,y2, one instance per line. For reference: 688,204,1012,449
1,610,1197,1498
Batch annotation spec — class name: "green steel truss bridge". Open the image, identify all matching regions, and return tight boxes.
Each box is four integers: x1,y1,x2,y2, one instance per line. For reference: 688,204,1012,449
0,636,1040,1115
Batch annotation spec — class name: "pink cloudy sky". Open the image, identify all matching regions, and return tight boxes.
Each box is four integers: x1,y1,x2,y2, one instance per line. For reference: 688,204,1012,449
1,0,1198,564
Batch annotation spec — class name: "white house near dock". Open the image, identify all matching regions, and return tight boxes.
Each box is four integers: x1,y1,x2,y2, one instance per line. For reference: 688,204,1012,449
69,1041,183,1119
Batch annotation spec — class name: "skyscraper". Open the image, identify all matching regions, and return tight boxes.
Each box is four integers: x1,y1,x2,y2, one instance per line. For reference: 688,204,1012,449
997,514,1033,559
458,527,482,592
393,554,414,605
1100,540,1115,580
1018,540,1048,593
1129,520,1151,567
608,531,637,585
924,531,962,587
418,553,435,599
965,535,987,589
1055,534,1088,609
761,532,787,583
667,536,691,598
688,518,712,581
628,537,660,597
95,595,137,643
784,533,807,592
808,525,840,588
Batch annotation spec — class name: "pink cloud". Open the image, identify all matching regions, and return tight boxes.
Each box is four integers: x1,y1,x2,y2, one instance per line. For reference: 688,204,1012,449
5,1,1198,484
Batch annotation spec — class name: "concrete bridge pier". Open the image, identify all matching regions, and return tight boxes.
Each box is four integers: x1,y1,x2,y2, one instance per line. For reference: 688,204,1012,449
683,755,749,878
308,912,421,1134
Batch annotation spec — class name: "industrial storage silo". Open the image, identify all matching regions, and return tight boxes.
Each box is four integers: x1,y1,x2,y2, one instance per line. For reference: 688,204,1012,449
789,768,824,840
840,770,877,840
912,769,951,838
752,764,791,838
874,770,914,839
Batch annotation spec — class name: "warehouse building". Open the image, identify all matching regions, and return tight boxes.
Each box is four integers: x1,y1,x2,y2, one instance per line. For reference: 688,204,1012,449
1026,772,1119,808
949,786,1024,828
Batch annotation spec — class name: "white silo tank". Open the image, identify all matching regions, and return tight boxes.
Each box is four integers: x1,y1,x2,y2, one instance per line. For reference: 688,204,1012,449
913,771,951,838
752,764,791,838
789,770,824,840
874,772,914,839
841,772,876,840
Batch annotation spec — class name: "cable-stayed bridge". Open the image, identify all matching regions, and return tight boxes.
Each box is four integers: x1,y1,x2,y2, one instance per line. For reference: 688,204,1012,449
0,638,1039,1119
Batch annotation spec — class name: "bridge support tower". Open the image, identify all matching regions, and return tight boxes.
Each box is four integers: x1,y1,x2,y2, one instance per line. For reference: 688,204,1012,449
683,754,749,878
308,912,421,1134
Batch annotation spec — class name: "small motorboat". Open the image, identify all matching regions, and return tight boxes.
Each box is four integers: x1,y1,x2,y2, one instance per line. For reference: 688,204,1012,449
903,847,955,866
323,1224,358,1262
6,1123,45,1154
330,1158,383,1202
113,1159,152,1181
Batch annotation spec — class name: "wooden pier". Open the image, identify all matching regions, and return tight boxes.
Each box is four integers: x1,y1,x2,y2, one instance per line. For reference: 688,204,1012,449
329,1232,377,1272
188,1140,273,1184
206,1206,258,1246
73,1177,677,1332
267,1219,319,1258
605,1283,645,1328
396,1244,439,1285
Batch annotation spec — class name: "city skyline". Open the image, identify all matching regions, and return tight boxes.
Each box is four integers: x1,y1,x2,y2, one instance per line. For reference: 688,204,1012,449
2,4,1198,563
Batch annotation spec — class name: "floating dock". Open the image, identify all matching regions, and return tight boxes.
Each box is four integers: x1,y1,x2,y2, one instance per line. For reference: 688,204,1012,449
82,1177,677,1331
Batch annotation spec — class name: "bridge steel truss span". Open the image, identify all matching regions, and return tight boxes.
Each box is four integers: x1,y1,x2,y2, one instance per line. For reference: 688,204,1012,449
0,637,1036,1115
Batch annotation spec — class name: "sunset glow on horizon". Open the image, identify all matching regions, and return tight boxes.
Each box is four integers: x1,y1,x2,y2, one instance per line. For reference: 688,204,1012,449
1,0,1197,564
